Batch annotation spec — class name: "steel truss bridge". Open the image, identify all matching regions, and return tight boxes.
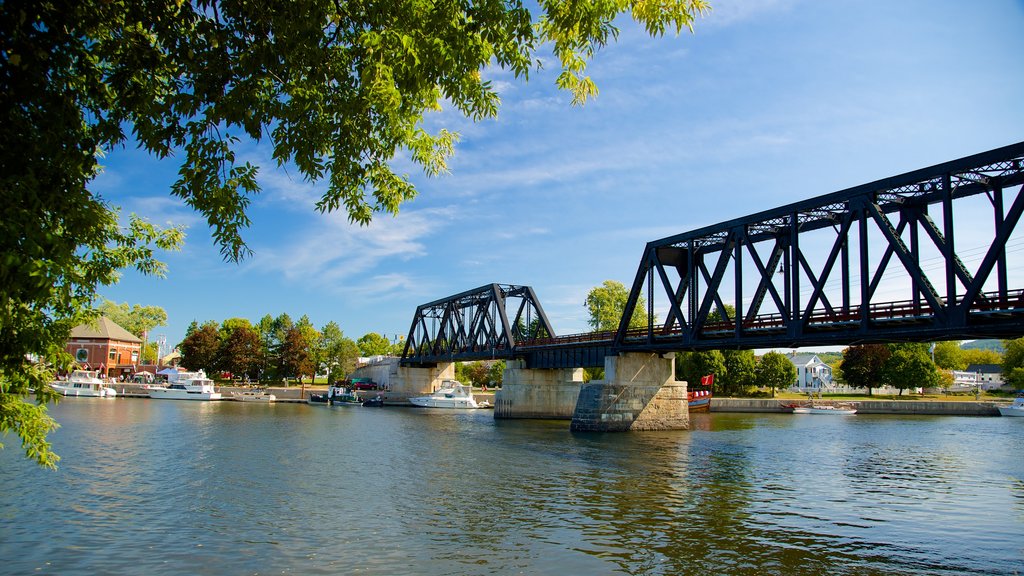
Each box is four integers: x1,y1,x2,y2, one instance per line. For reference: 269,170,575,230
402,142,1024,369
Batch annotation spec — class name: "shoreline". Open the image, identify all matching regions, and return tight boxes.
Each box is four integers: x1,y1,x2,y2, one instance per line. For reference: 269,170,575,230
96,384,1012,415
711,397,1008,416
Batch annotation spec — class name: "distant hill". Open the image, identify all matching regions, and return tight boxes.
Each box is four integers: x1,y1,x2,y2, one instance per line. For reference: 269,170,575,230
961,339,1005,353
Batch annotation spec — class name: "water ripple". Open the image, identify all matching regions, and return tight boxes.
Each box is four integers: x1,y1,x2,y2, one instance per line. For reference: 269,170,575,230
2,403,1022,575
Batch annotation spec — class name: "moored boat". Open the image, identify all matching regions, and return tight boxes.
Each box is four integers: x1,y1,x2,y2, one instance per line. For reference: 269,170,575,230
689,374,714,412
789,403,857,415
231,389,276,403
997,397,1024,417
409,380,481,409
50,370,117,398
688,389,712,412
309,382,361,405
147,371,222,401
362,395,385,407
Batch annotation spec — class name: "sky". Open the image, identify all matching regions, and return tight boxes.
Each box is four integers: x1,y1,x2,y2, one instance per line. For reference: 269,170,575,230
94,0,1024,357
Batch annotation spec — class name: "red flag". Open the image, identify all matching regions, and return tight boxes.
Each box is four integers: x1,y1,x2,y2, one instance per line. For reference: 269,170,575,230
700,374,714,386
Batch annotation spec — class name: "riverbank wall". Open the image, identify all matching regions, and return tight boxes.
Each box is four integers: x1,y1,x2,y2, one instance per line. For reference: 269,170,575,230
711,398,1004,416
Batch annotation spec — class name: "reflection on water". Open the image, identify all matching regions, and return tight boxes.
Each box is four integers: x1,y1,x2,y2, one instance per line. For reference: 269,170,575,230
1,401,1022,575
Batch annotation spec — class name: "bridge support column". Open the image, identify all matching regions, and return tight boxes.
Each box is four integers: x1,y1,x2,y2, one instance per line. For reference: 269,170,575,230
494,360,584,419
390,362,456,401
570,353,689,432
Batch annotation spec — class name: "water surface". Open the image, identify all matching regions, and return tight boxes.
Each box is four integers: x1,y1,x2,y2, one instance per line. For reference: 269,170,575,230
1,399,1021,575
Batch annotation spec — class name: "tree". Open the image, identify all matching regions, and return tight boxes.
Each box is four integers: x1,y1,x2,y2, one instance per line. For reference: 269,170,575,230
676,350,725,393
882,344,939,395
98,300,169,340
6,0,707,260
937,369,955,395
278,327,313,384
585,280,649,332
462,362,491,387
840,344,891,395
178,321,220,374
962,348,1002,366
722,349,757,396
218,325,262,380
358,333,393,357
1002,337,1024,382
932,341,966,371
317,322,359,384
487,360,507,387
755,352,796,397
1,0,708,465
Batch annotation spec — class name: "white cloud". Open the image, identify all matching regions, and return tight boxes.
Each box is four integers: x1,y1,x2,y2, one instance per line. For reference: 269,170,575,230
702,0,801,28
249,205,457,286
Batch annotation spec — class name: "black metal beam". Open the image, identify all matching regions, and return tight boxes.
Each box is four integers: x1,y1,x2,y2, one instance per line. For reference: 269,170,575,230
399,142,1024,369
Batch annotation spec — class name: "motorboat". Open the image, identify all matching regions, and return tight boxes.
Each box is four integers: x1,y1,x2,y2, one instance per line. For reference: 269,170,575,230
330,386,362,405
997,397,1024,417
50,370,117,398
362,395,385,407
147,371,222,401
309,383,360,405
231,389,276,403
409,380,481,409
790,403,856,415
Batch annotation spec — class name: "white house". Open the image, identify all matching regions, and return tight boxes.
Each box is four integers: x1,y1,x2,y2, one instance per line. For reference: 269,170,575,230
786,353,834,392
951,370,980,391
965,364,1004,390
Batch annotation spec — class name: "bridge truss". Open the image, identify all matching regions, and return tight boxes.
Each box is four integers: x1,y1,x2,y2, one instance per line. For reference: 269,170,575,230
401,284,555,366
399,143,1024,369
615,141,1024,352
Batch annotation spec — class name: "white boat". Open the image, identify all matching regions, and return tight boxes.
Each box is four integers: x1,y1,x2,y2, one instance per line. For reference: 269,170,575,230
50,370,117,398
409,380,481,409
791,404,856,415
231,390,276,403
997,397,1024,417
147,372,222,401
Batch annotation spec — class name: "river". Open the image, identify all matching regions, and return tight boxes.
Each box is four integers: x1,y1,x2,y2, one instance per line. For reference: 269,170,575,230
1,399,1021,575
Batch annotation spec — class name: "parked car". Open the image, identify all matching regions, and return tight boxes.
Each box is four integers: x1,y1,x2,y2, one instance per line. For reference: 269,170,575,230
351,378,377,390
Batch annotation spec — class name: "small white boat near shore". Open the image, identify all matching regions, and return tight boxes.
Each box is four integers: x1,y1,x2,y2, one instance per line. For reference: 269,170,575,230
50,370,117,398
409,380,481,409
790,404,857,415
147,371,222,401
231,390,276,403
997,397,1024,417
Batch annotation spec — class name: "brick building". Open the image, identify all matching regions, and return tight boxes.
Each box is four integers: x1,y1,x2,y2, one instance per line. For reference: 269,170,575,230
66,317,143,380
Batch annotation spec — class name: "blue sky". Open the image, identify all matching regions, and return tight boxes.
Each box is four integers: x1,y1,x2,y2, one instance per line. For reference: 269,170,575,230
95,0,1024,356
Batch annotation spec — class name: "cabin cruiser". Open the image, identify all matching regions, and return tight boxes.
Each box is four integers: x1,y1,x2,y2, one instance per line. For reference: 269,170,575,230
409,380,481,409
997,396,1024,417
50,370,117,397
147,371,222,401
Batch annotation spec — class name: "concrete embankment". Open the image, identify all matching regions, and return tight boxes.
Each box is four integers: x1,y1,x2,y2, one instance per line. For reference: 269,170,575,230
711,398,1004,416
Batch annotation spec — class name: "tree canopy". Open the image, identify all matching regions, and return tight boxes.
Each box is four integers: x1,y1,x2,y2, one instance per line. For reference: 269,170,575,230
755,351,796,397
357,332,393,357
1,0,709,466
840,344,891,396
585,280,649,332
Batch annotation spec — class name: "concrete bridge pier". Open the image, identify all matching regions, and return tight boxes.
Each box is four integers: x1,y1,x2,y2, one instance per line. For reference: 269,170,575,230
353,357,455,402
493,360,584,419
570,352,689,432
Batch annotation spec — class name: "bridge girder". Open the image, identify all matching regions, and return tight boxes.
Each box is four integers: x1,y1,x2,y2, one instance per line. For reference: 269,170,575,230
616,141,1024,351
399,142,1024,370
400,283,554,367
